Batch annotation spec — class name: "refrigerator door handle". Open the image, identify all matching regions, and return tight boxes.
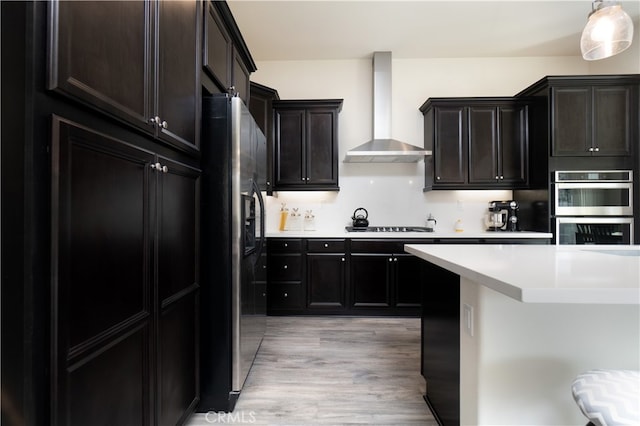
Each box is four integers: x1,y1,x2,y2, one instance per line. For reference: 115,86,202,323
253,178,266,263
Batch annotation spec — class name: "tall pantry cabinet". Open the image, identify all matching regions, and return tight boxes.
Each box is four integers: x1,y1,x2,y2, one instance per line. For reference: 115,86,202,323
2,1,201,425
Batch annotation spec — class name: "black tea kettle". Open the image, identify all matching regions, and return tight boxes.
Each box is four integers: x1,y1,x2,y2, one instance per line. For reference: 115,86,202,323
351,207,369,228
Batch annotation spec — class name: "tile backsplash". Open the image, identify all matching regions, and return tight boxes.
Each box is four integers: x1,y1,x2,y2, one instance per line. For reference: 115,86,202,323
265,171,513,234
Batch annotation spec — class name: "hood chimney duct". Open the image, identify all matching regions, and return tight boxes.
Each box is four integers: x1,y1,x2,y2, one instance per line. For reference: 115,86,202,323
344,51,431,163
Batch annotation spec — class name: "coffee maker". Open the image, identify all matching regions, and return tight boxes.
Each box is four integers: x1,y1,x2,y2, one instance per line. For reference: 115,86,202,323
485,200,519,231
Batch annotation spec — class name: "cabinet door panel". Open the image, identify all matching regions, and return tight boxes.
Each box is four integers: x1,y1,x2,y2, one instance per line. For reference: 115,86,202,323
157,157,200,303
67,326,151,426
53,118,154,349
552,87,591,156
395,255,422,308
307,254,345,308
593,86,632,155
468,107,497,183
233,49,251,104
499,106,527,184
157,0,200,151
350,254,391,308
275,110,305,186
203,2,232,90
52,117,154,426
434,107,466,184
307,110,338,186
48,1,151,130
159,292,198,426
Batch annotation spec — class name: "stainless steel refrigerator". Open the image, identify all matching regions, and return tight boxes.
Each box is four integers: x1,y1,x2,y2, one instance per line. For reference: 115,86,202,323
199,94,267,412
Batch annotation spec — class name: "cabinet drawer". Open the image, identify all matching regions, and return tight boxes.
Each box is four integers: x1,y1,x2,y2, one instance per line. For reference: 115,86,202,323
350,240,405,253
268,254,302,281
269,238,302,253
268,283,304,310
307,239,345,253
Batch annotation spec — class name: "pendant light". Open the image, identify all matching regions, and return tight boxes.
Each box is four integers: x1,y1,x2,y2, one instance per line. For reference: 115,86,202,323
580,1,634,60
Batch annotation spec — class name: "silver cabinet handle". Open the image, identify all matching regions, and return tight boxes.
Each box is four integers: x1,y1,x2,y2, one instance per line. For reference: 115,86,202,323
283,292,288,298
588,147,594,152
394,257,398,262
388,258,393,262
284,243,288,247
594,147,600,152
495,175,499,180
324,243,329,248
436,176,441,180
499,176,504,180
151,162,168,173
149,116,166,129
341,257,345,262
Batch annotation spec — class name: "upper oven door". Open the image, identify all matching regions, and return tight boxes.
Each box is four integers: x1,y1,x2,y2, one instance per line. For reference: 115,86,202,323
554,182,633,216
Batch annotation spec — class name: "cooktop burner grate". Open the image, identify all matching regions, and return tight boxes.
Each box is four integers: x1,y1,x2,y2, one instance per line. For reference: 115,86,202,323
345,226,433,232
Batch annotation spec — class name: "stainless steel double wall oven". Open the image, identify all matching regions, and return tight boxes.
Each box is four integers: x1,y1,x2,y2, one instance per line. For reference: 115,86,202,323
554,170,634,245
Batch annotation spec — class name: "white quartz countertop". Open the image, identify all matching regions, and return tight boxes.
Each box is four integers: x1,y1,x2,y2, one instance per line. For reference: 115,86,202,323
404,244,640,304
266,230,552,239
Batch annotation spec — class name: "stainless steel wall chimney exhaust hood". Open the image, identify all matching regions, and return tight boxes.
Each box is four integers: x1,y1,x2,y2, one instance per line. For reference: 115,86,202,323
344,51,431,163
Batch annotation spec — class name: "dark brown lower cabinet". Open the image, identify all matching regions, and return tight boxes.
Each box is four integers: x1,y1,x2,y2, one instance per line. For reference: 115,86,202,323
350,253,392,308
307,253,346,310
51,117,199,425
349,240,422,315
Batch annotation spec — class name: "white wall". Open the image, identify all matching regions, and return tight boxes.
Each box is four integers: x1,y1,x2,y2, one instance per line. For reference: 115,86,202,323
254,54,638,233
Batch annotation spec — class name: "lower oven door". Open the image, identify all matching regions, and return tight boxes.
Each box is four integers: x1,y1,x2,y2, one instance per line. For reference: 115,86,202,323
555,217,634,245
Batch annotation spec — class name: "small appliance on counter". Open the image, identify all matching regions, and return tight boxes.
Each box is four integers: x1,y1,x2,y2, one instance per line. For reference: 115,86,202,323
486,200,519,231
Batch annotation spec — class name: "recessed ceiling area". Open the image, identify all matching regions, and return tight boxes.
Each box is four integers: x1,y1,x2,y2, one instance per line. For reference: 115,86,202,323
227,0,640,61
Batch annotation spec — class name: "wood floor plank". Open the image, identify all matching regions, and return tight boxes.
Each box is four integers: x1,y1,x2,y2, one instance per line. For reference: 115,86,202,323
186,316,437,425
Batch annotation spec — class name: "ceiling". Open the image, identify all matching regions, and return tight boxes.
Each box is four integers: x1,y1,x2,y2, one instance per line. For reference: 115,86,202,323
227,0,640,61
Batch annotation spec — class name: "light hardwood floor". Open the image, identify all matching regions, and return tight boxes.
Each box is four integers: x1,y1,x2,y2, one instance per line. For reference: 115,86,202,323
186,316,437,425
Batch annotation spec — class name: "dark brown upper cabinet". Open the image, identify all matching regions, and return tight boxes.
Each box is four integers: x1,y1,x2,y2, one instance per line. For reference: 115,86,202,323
420,98,529,190
272,99,343,191
250,82,280,194
517,75,639,161
202,1,256,105
47,0,201,155
552,85,634,157
468,103,528,186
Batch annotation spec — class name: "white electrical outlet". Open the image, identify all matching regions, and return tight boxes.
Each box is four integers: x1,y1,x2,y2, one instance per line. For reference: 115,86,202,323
463,303,474,337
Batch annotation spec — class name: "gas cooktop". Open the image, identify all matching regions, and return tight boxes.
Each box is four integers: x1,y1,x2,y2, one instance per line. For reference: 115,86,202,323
345,226,433,233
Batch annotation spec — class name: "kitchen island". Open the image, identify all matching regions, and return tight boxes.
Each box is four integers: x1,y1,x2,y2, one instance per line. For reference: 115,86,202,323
405,244,640,426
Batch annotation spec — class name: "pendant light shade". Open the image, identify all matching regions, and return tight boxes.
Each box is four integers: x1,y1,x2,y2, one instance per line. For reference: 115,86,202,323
581,1,634,60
